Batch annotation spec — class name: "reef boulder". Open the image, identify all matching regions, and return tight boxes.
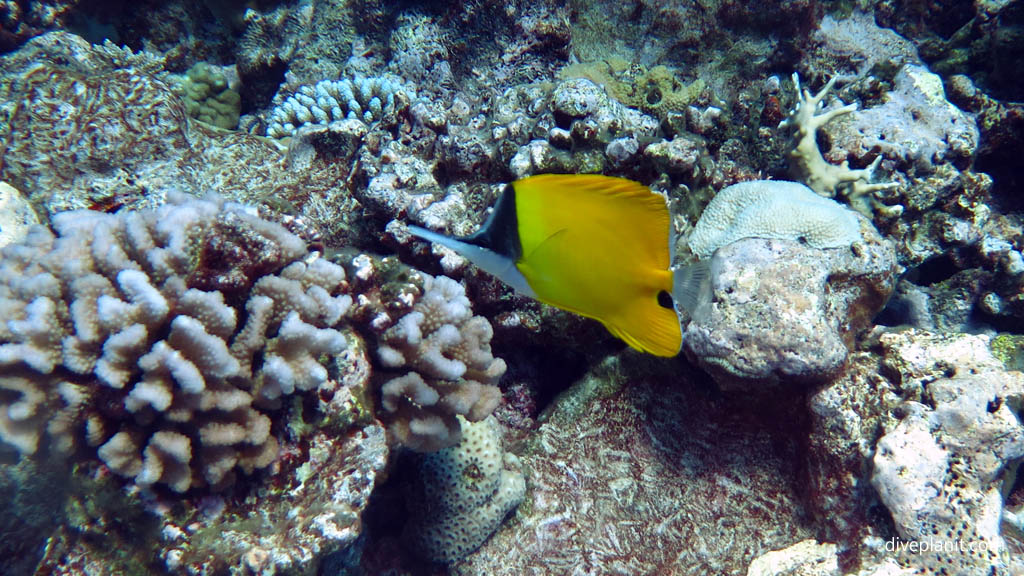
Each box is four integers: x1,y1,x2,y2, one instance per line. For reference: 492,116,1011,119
683,215,899,391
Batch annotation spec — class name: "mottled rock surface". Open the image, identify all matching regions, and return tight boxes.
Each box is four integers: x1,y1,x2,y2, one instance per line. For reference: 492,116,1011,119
458,354,814,575
0,181,38,249
805,351,903,545
39,420,389,576
871,332,1024,574
0,32,373,248
683,216,899,390
745,539,840,576
807,330,1024,575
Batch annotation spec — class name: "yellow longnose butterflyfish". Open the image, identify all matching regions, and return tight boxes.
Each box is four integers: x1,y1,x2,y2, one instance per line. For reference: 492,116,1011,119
408,174,711,357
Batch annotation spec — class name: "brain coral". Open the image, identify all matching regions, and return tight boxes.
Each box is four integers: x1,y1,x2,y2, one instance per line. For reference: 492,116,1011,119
0,193,355,491
687,180,863,260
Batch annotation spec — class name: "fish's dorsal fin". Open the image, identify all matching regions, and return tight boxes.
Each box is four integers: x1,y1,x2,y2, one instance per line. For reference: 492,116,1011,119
519,173,661,202
407,225,536,298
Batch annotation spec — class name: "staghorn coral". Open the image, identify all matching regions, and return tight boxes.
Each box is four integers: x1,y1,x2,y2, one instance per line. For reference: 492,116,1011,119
779,73,898,210
0,193,353,492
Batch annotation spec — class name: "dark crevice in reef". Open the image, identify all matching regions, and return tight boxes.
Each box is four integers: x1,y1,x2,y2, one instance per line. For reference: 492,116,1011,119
906,253,960,287
975,108,1024,215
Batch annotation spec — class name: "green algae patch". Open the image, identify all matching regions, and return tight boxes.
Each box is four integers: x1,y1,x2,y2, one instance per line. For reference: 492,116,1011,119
991,334,1024,371
559,58,705,118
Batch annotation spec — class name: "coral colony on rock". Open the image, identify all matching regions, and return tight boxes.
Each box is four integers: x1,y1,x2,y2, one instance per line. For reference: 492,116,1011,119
0,1,1023,575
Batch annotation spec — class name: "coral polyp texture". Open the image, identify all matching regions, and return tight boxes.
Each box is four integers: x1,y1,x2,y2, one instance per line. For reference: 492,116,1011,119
170,61,241,130
404,415,526,562
686,179,863,260
0,193,353,491
266,76,405,138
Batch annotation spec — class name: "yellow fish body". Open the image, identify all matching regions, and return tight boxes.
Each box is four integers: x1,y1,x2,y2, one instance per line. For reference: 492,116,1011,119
408,174,709,357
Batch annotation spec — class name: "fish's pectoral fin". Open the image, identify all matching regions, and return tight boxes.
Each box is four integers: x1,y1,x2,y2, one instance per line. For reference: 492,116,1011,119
523,227,569,262
407,225,536,297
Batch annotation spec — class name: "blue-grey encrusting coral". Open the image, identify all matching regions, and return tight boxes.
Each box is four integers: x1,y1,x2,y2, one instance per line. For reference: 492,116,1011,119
266,76,405,138
403,415,525,563
830,65,978,173
0,193,350,491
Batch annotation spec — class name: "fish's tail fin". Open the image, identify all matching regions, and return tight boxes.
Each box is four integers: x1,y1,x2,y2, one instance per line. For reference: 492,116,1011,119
672,259,713,323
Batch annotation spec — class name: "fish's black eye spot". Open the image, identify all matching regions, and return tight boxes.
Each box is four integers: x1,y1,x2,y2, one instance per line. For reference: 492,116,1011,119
796,235,808,245
657,290,674,309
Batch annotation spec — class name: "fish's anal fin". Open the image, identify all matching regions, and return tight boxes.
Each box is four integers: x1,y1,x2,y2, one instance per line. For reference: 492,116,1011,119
407,225,537,298
604,303,682,357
